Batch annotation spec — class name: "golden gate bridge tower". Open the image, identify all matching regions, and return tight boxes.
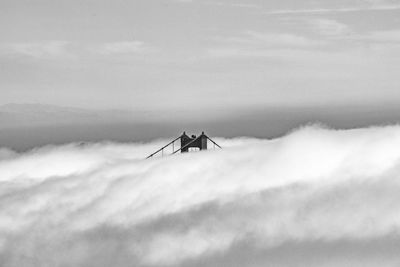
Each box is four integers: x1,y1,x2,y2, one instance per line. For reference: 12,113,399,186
146,131,221,159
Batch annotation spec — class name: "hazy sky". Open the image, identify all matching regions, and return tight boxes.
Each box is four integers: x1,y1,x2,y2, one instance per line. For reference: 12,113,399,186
1,0,400,112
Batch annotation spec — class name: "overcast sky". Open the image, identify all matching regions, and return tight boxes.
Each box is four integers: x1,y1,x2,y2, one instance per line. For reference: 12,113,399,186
1,0,400,112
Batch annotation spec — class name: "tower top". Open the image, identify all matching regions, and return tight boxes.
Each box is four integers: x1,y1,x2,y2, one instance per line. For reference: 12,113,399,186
146,131,221,159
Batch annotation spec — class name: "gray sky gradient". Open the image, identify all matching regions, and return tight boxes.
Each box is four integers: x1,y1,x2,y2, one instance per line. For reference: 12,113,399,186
1,0,400,112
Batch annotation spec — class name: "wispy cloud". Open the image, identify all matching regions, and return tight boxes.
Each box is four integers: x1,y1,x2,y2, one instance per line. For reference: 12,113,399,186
95,41,147,55
282,18,352,38
175,0,400,13
207,31,325,58
173,0,260,9
266,4,400,15
247,31,324,46
0,40,151,59
216,31,324,48
206,1,259,8
0,41,73,59
307,19,350,36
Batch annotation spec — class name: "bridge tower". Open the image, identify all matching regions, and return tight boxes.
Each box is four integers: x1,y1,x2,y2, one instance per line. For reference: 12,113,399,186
180,131,207,152
146,131,220,159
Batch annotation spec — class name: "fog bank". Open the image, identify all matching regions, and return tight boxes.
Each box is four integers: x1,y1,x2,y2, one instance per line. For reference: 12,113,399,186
1,125,400,266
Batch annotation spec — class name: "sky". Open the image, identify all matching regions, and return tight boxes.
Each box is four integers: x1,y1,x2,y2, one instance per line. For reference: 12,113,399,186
1,0,400,112
2,2,400,265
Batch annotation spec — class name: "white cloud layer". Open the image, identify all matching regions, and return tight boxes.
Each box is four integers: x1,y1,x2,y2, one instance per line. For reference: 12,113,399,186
0,41,72,59
0,40,149,59
95,41,147,55
1,125,400,266
267,2,400,14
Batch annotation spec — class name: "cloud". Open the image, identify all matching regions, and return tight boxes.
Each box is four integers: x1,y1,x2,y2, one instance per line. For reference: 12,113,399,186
95,41,147,55
244,31,324,47
2,125,400,266
0,41,73,59
173,0,259,9
306,19,351,36
266,2,400,15
0,41,150,59
173,0,194,3
277,18,351,39
207,31,325,58
204,1,260,9
174,0,399,13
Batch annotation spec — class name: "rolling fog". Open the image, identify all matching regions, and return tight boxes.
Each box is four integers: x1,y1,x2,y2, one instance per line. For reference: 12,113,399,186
1,125,400,266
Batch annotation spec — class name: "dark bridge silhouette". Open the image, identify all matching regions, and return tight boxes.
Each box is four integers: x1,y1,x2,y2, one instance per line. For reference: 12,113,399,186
146,131,221,159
